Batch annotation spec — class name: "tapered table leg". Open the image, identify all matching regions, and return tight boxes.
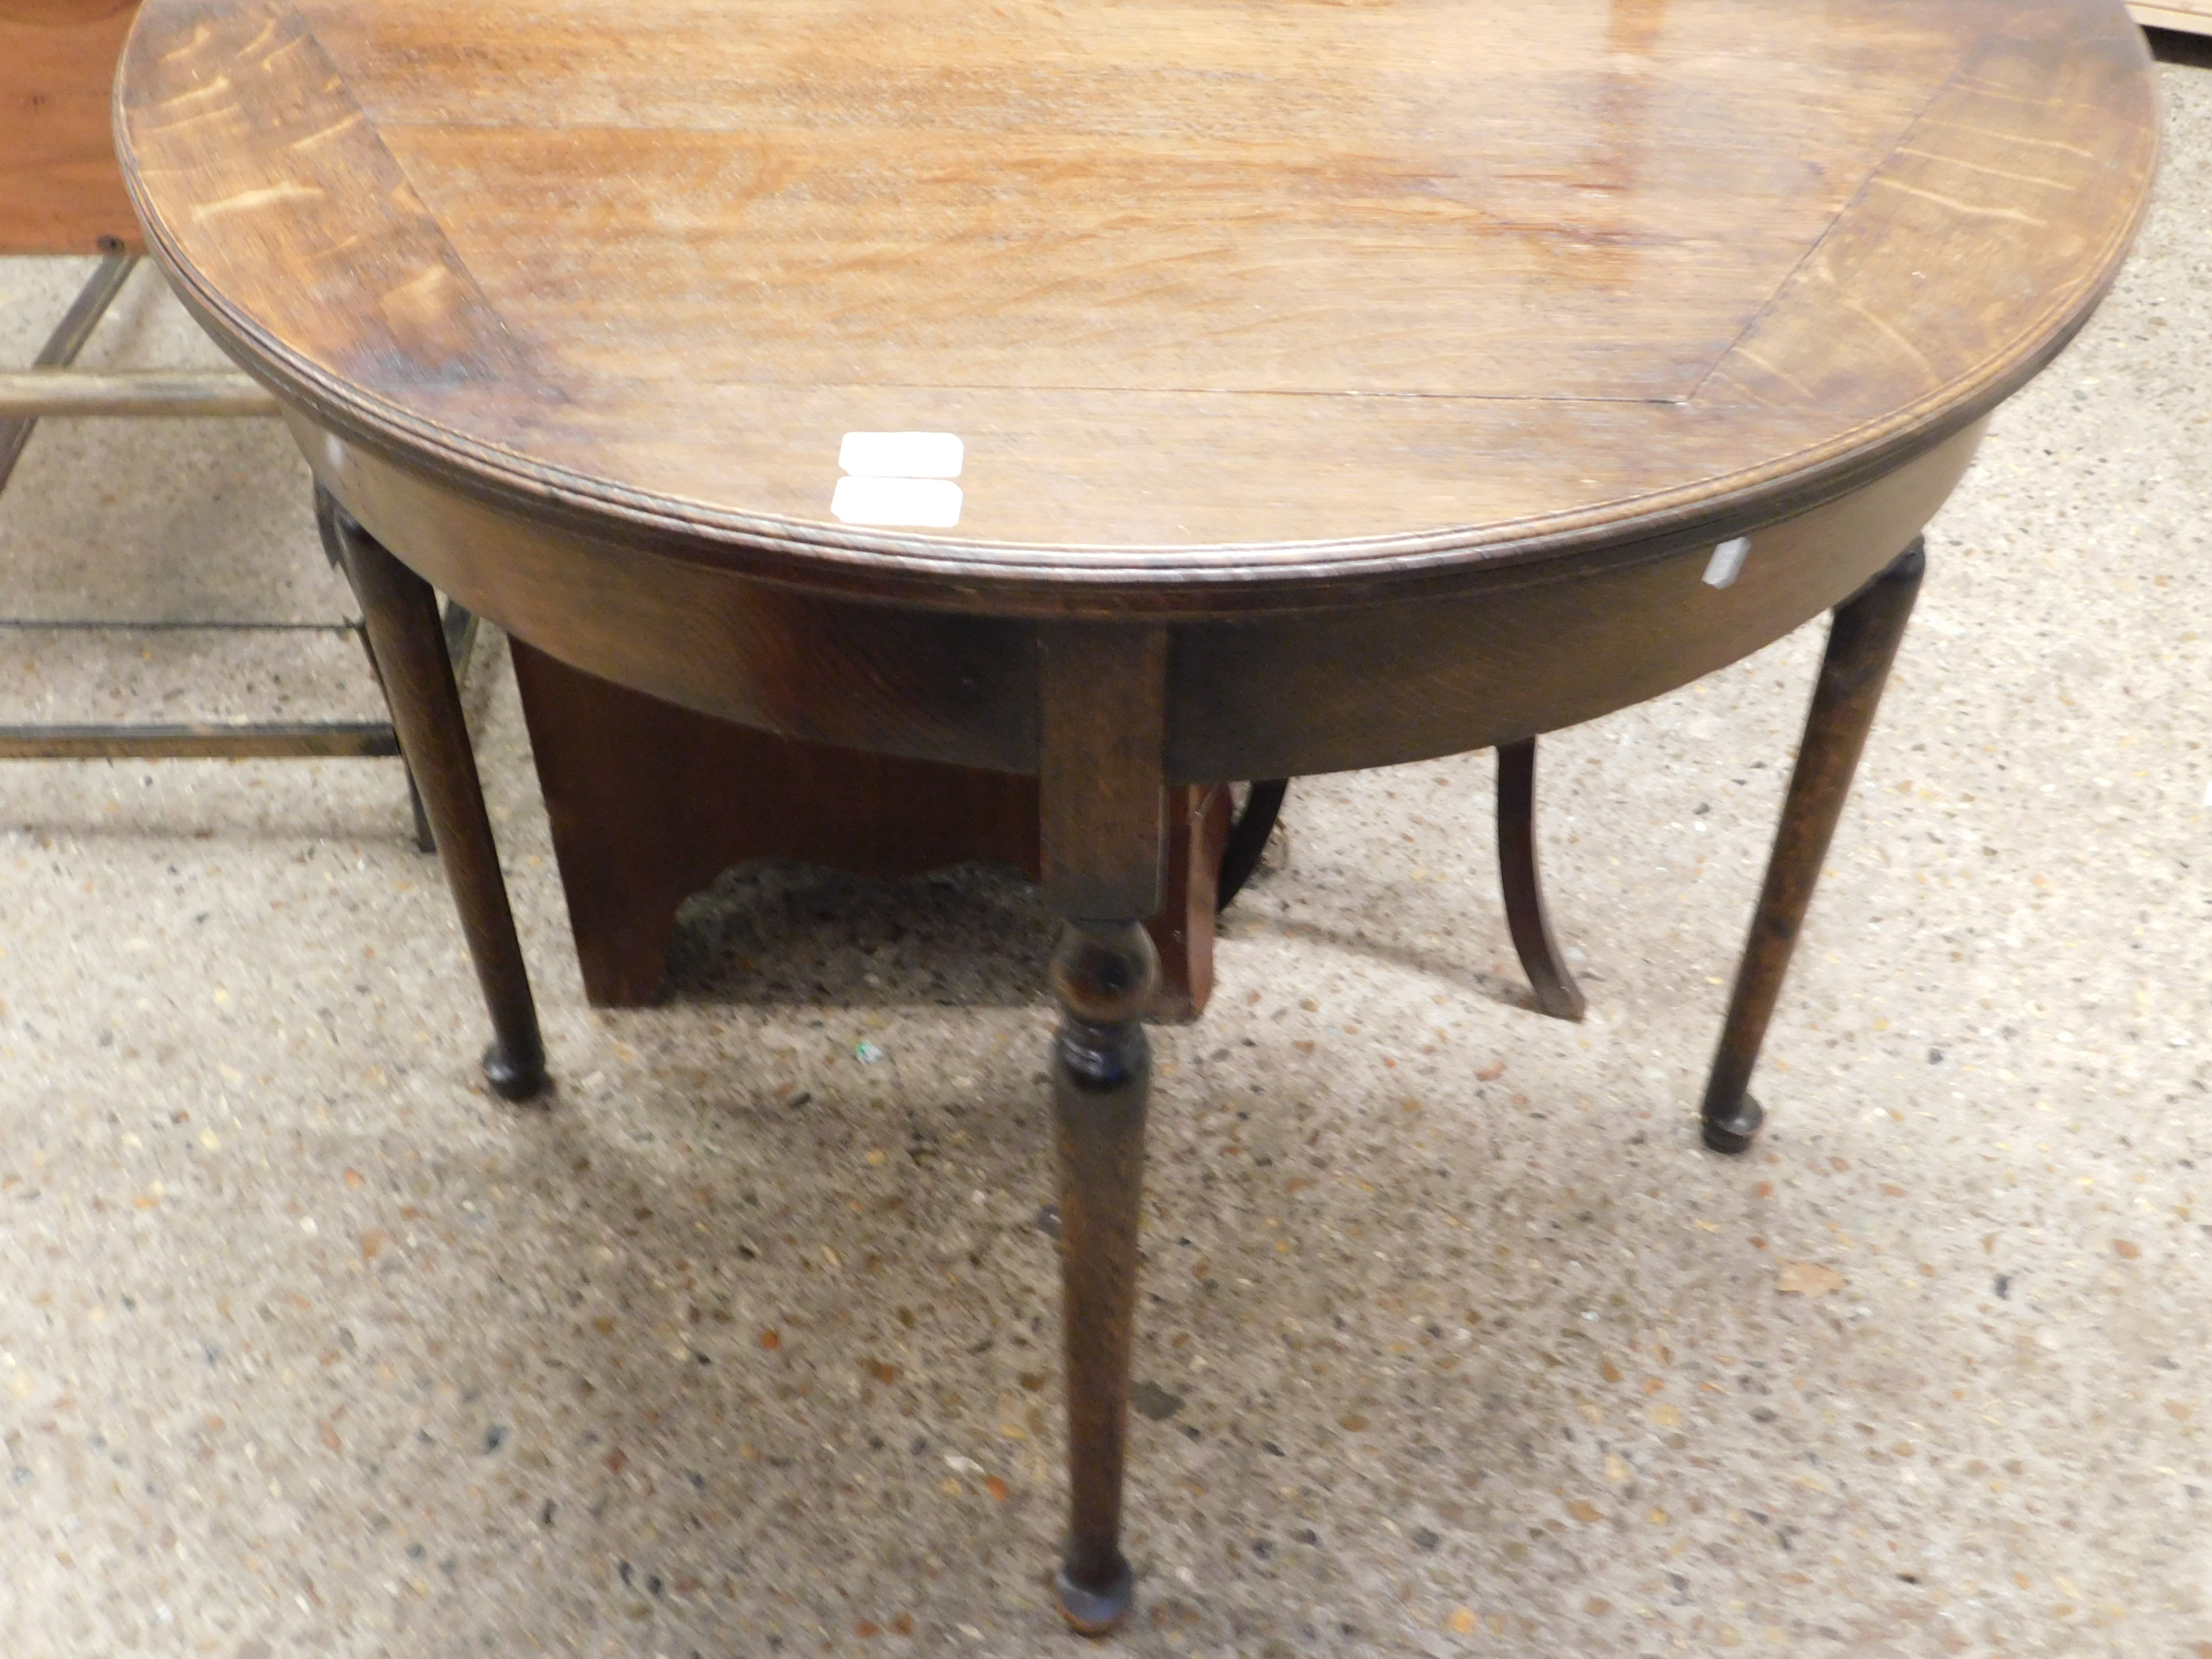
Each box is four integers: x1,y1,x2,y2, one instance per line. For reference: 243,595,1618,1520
1701,539,1925,1153
321,490,548,1100
316,489,437,853
1037,623,1168,1635
1050,918,1158,1634
1496,736,1586,1022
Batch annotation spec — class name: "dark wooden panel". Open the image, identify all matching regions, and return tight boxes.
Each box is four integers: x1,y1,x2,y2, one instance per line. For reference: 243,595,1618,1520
510,636,1041,1006
1039,625,1168,918
511,638,1225,1015
1164,422,1984,782
300,419,1042,771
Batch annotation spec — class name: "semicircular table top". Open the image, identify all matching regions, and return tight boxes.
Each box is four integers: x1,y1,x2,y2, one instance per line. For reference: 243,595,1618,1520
117,0,2154,603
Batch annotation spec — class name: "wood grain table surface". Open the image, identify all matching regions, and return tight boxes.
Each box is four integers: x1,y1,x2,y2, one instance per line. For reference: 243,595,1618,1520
117,0,2158,1632
118,0,2150,609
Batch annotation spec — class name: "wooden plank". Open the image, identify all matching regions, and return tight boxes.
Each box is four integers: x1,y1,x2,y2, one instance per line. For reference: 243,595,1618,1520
0,369,276,415
0,721,396,758
2131,2,2212,32
0,3,141,252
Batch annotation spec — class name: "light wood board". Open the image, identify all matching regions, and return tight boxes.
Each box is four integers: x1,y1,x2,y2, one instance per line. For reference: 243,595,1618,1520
2131,1,2212,33
0,1,141,253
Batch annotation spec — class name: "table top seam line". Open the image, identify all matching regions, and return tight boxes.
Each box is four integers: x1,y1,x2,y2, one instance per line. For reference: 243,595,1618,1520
1681,43,1975,407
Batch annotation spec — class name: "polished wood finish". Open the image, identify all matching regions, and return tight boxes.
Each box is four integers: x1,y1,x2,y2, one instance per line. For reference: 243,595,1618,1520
0,0,139,253
1701,540,1926,1153
506,638,1227,1019
1496,739,1586,1025
119,0,2151,615
120,0,2156,1632
321,495,545,1100
1163,426,1982,783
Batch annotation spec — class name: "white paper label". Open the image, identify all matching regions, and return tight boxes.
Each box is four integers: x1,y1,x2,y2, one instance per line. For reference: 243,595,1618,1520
831,475,964,528
838,430,964,480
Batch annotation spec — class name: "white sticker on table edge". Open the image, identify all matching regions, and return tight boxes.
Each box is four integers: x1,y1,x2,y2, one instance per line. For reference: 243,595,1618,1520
1703,537,1750,589
838,431,964,480
831,474,964,529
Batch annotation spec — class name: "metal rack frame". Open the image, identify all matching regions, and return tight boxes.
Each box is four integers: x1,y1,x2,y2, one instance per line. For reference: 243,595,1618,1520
0,246,474,849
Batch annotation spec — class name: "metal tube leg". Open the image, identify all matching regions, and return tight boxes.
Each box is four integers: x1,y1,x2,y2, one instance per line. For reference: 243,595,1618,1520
1050,918,1158,1636
0,248,137,499
1496,736,1586,1022
324,491,548,1101
1701,538,1925,1153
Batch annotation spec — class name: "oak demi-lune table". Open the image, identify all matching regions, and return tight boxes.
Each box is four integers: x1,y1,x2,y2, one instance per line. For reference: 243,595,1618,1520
117,0,2155,1633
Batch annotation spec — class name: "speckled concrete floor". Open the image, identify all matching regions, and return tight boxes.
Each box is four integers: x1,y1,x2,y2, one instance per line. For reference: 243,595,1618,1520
3,47,2212,1659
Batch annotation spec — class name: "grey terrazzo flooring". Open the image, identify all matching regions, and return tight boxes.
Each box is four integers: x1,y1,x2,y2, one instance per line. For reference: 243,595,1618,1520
5,41,2212,1659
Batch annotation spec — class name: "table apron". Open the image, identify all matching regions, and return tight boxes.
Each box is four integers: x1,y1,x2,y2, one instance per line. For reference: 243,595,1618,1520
1166,420,1984,781
294,413,1982,785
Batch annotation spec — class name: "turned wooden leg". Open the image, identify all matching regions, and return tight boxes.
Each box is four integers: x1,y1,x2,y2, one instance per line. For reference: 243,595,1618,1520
1496,736,1586,1022
1050,918,1157,1633
1038,623,1169,1635
1701,539,1925,1153
321,489,548,1100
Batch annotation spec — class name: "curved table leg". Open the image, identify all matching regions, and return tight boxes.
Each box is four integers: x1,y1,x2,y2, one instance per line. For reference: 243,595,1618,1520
318,489,437,853
1701,538,1925,1153
1214,778,1287,913
321,490,548,1101
1496,736,1586,1022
